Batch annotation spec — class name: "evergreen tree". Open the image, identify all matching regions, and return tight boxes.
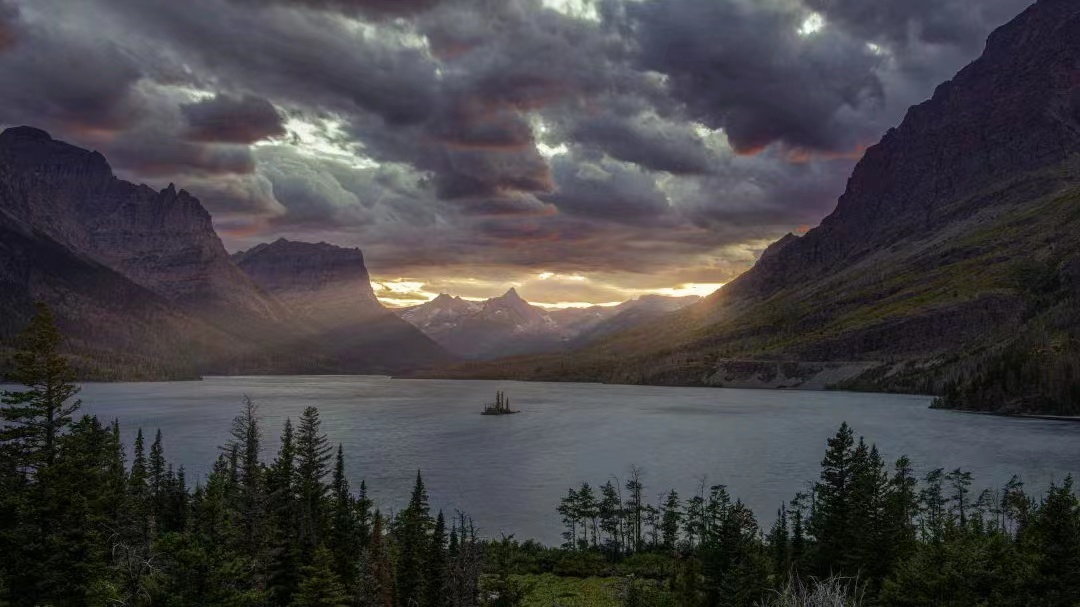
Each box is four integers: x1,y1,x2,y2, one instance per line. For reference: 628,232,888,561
577,482,599,548
1024,476,1080,605
396,471,433,607
598,480,624,558
809,422,856,577
557,487,580,550
329,444,360,589
422,511,449,607
661,490,683,553
296,406,333,549
0,303,81,472
946,468,973,528
767,505,790,581
291,547,350,607
268,418,302,606
226,396,264,552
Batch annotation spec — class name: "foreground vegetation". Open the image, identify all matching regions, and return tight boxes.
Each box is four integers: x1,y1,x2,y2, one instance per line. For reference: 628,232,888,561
2,304,1078,606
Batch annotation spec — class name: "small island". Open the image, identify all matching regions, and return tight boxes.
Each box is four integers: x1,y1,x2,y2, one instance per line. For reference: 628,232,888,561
481,390,519,415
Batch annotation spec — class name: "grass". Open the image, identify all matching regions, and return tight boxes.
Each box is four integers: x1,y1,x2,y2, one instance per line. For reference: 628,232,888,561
515,574,623,607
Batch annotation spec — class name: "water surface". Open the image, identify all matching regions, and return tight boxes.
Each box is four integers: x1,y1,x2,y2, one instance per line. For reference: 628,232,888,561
63,376,1080,544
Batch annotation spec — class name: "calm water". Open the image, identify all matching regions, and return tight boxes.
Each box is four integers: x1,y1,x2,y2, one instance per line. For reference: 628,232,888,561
59,376,1080,544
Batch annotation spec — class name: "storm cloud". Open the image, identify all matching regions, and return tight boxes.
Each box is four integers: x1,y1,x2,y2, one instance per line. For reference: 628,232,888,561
0,0,1036,303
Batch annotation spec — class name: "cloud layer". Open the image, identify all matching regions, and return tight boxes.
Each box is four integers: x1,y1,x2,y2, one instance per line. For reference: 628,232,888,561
0,0,1033,303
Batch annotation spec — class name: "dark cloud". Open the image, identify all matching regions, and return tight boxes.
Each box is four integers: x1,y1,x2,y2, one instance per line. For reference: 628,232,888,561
544,153,671,224
237,0,444,18
0,12,143,134
0,1,18,52
805,0,1031,51
626,0,884,153
107,133,257,177
106,0,441,125
182,94,286,144
569,111,716,175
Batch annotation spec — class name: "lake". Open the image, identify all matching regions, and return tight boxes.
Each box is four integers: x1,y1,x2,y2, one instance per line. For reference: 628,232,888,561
62,376,1080,544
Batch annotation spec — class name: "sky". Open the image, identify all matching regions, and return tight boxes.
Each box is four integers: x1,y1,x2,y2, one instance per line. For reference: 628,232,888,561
0,0,1032,307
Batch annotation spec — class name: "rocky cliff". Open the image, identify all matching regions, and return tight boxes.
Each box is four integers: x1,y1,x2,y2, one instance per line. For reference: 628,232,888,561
234,238,452,373
0,126,287,330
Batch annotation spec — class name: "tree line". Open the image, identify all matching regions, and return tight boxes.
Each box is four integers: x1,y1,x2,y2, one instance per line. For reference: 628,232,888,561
0,304,483,606
550,424,1080,606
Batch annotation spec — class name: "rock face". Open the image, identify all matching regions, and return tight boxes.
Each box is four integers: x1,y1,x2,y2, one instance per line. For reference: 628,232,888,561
397,290,701,359
427,0,1080,415
0,128,450,377
0,126,286,328
233,238,380,318
233,238,451,373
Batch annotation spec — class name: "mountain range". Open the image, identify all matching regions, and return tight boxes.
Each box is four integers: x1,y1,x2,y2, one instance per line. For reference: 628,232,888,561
0,127,448,378
417,0,1080,415
395,289,700,359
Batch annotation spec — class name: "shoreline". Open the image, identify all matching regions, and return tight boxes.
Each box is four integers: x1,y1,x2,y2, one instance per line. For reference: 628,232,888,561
56,372,1077,422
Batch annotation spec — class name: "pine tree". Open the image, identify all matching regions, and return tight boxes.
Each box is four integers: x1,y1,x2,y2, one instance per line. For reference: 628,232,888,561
577,482,599,548
396,471,433,607
768,504,790,581
661,490,683,553
296,406,333,549
268,418,302,606
809,422,856,577
422,511,449,607
946,468,973,528
557,487,580,549
329,444,360,589
0,303,81,472
599,480,624,558
226,396,264,551
1025,476,1080,604
919,468,947,543
291,546,350,607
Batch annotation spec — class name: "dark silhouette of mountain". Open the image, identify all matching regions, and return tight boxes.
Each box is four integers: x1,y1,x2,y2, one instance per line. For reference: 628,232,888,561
233,239,452,373
0,128,449,378
420,0,1080,415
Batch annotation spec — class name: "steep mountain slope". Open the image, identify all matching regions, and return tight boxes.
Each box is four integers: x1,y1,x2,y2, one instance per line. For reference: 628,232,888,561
233,239,452,373
0,127,286,331
396,290,701,359
425,0,1080,415
0,208,239,379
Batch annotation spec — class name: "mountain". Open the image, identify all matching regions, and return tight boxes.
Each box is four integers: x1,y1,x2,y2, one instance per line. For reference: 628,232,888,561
233,239,451,372
421,0,1080,415
0,127,449,377
396,289,700,359
0,127,286,329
